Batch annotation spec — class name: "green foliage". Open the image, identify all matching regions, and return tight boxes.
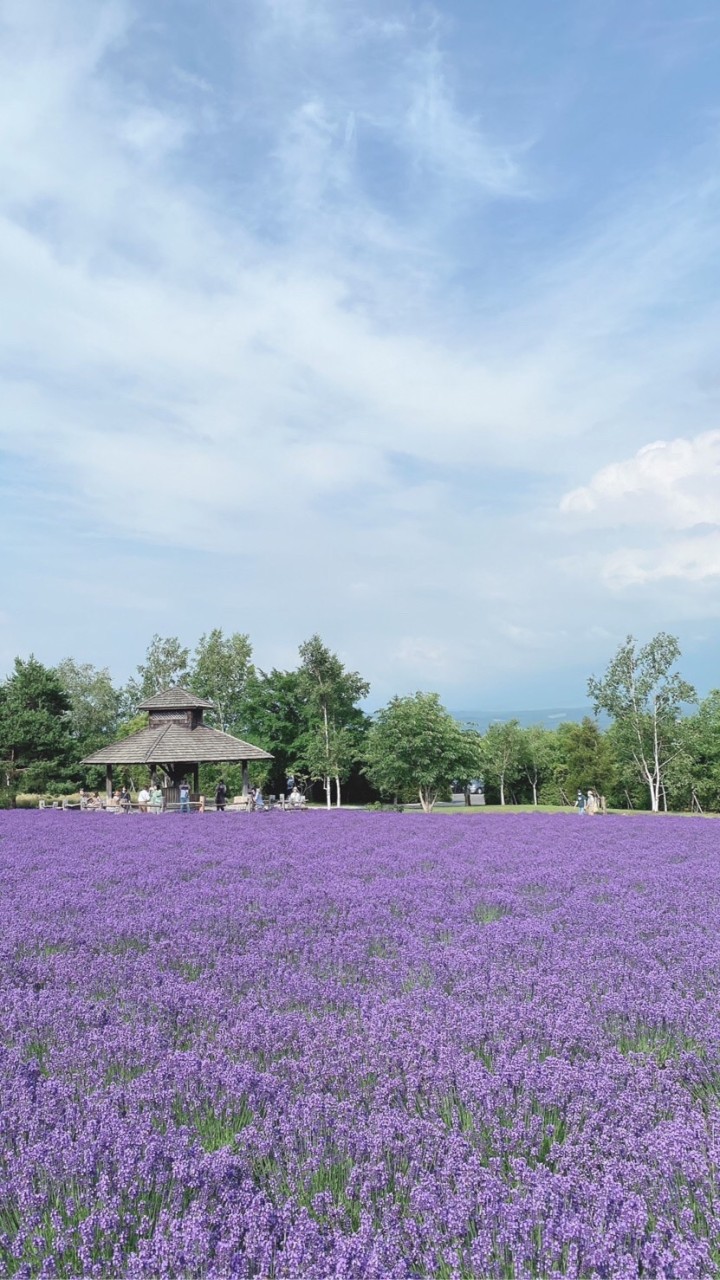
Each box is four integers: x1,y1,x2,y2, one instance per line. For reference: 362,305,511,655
0,657,75,799
588,633,696,812
665,690,720,812
190,629,254,733
365,692,480,812
56,658,121,786
480,720,525,806
520,725,557,805
242,668,311,796
296,636,370,806
124,634,191,708
555,717,616,798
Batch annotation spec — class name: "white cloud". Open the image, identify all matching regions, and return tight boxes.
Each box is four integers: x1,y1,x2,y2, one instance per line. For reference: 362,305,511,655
560,431,720,528
560,431,720,590
402,51,524,195
601,533,720,586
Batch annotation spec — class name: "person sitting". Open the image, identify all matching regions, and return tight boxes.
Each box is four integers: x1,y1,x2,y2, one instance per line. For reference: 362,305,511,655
288,786,303,808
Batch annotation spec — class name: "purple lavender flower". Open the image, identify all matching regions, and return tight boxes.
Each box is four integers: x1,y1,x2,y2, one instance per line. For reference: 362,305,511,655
0,810,718,1277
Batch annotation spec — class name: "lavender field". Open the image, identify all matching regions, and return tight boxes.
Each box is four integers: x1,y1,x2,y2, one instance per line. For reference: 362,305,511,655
1,811,719,1279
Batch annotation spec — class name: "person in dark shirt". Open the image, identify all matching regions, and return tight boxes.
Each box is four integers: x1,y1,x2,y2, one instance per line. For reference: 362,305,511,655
215,779,227,812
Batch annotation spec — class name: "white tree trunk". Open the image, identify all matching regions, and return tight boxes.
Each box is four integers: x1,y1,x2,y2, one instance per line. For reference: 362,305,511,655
335,775,341,807
419,787,435,813
324,775,331,809
500,775,506,806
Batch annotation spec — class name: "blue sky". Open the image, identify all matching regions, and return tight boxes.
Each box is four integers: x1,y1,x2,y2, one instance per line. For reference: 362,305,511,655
2,0,720,709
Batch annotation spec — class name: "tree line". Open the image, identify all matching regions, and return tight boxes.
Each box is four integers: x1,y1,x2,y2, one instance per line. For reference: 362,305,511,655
0,629,716,813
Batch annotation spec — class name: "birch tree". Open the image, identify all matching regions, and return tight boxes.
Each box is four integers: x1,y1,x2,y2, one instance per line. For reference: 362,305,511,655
587,633,695,813
297,636,369,808
190,629,254,733
480,719,524,806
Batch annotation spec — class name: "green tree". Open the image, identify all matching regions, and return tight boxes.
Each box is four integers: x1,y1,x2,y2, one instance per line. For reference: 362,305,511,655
190,629,254,733
125,634,191,707
521,724,557,806
242,668,311,798
365,692,480,813
588,634,696,812
666,691,720,813
0,657,74,800
555,717,617,802
56,659,121,759
480,720,525,806
297,636,370,808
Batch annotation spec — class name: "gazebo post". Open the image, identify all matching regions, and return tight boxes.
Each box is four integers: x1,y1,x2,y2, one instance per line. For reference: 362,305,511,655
192,763,199,796
106,765,113,800
242,761,249,797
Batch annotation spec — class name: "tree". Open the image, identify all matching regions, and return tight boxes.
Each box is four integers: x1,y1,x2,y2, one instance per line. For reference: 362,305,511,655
555,717,617,802
0,657,74,799
297,636,370,808
56,659,121,759
365,692,480,813
480,720,525,806
521,725,557,806
242,668,311,798
588,633,696,812
190,629,254,733
666,691,720,813
125,634,190,707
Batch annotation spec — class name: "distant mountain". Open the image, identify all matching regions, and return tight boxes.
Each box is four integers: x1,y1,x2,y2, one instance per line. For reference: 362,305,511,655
450,706,604,732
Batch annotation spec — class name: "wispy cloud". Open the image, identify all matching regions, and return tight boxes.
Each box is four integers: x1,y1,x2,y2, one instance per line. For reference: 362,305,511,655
3,0,720,698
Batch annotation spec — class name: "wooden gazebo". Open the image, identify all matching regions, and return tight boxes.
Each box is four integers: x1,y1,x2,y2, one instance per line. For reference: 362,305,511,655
82,687,273,800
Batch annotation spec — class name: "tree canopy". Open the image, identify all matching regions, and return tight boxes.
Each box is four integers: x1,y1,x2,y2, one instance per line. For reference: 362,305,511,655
365,692,480,812
0,657,74,798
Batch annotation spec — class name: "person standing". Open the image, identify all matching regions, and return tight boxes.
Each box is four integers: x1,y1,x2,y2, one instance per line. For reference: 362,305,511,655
575,789,586,814
179,779,191,814
151,785,164,815
137,785,150,814
215,779,227,812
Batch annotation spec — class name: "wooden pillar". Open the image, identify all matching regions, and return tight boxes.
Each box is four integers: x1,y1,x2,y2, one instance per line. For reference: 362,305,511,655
242,761,249,797
106,764,113,800
192,763,199,795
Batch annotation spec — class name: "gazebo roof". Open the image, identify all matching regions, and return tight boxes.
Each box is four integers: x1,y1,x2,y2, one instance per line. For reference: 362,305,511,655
82,723,273,766
137,687,214,711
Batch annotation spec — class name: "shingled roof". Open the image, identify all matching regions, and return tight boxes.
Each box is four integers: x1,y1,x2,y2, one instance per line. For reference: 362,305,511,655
82,722,273,766
137,687,214,711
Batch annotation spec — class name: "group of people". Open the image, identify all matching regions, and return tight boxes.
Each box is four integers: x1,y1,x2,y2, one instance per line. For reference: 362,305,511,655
78,790,104,811
77,777,303,814
214,780,267,811
136,785,165,814
576,788,607,815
